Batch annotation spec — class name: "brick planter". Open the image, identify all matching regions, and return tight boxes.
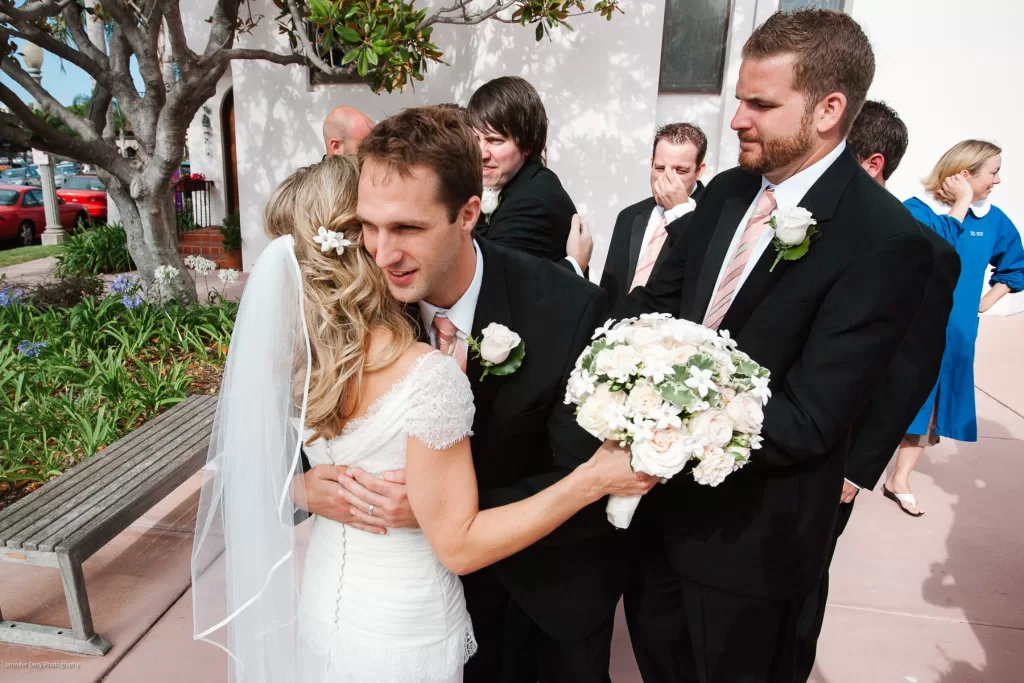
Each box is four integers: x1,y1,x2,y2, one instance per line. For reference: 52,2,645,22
178,228,226,262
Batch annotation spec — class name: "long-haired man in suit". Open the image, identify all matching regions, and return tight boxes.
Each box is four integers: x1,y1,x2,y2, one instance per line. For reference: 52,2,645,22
618,11,936,682
600,123,708,310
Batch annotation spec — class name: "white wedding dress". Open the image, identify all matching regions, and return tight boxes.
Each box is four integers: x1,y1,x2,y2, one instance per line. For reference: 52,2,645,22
297,351,478,683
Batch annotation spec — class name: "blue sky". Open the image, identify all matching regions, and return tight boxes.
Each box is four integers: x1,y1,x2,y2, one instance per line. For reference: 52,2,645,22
1,39,146,107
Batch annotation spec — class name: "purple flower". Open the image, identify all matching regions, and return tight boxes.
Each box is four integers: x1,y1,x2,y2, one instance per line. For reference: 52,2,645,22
17,340,47,358
111,274,139,296
0,287,24,307
122,294,144,310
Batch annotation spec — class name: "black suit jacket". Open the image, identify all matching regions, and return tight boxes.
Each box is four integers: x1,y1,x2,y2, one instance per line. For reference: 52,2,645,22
617,149,935,600
844,229,960,488
474,159,577,264
450,239,623,642
599,181,705,311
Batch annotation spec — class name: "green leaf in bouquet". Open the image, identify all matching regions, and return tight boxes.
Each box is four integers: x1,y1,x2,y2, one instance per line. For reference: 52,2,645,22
686,352,717,374
659,381,701,411
734,355,760,377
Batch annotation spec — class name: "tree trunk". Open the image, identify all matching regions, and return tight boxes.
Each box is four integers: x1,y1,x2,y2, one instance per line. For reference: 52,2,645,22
105,173,197,304
83,0,115,140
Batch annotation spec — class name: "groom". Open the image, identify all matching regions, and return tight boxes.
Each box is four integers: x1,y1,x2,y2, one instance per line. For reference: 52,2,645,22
302,106,652,683
618,10,936,682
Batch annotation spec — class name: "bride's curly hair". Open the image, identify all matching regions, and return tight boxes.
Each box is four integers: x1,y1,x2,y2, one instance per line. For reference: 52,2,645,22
263,155,415,441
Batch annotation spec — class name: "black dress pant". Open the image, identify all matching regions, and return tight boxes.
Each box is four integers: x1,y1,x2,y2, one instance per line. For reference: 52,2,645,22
462,567,615,683
624,503,804,683
793,499,856,681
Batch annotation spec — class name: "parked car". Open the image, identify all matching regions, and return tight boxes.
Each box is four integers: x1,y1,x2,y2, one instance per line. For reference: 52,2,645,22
52,165,79,188
0,185,90,245
1,166,41,186
57,175,107,223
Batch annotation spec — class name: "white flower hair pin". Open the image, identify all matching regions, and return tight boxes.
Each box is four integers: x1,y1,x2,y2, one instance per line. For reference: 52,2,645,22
313,226,353,256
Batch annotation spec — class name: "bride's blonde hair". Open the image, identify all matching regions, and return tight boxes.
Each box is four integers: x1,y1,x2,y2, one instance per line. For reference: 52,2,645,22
263,155,415,440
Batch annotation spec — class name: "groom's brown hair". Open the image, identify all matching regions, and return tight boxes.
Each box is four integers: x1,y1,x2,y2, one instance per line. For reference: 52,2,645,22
358,107,483,222
743,9,875,136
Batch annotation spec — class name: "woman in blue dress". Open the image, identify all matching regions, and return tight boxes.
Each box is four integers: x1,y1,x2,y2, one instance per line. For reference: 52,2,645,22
884,140,1024,516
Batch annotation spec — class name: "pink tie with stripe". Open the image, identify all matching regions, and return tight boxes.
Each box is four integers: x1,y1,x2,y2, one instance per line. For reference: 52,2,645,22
630,214,669,290
703,188,777,331
433,315,467,373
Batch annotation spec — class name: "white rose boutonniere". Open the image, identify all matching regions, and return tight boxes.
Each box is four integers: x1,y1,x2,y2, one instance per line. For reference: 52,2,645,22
768,206,818,271
467,322,525,380
481,188,502,221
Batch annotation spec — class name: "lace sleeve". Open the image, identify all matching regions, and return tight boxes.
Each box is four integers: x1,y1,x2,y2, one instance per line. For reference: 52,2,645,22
406,352,476,450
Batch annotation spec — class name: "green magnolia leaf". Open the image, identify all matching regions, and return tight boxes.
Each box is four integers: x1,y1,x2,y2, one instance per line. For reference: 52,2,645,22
336,25,362,43
535,22,544,41
366,47,379,66
341,46,361,65
358,49,370,76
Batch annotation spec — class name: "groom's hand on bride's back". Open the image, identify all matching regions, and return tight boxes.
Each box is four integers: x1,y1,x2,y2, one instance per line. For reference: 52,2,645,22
339,468,421,530
296,465,388,534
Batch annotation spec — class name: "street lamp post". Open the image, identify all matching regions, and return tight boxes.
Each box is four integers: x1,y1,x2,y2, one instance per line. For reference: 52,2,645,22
19,42,66,246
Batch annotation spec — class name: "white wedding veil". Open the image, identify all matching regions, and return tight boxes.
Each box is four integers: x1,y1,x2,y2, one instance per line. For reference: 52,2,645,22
191,234,311,682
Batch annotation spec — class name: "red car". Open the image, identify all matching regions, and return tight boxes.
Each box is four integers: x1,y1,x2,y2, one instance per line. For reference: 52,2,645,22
0,185,90,245
57,174,107,223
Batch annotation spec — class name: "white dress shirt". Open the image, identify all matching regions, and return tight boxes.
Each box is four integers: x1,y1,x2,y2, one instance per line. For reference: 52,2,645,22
703,141,848,321
638,197,698,264
418,240,484,349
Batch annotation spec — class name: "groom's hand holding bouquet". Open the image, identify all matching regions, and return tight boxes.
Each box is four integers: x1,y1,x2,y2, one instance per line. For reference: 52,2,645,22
565,313,771,528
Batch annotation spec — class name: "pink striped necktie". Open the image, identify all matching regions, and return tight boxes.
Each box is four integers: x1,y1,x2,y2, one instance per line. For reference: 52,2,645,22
630,214,669,290
703,187,777,331
433,315,467,373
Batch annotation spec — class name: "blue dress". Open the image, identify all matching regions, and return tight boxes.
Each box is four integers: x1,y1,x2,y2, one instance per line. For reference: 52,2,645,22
905,197,1024,441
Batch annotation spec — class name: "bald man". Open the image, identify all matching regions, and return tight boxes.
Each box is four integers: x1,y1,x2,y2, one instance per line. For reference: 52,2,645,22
323,106,375,157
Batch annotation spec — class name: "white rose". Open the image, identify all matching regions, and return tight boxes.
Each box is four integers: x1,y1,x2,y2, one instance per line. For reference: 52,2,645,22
576,385,627,439
773,206,816,247
595,344,640,381
669,343,699,366
720,387,737,403
626,325,665,354
725,393,764,434
481,188,501,215
687,409,735,447
666,319,715,346
691,447,737,487
631,428,690,477
626,381,663,416
479,323,521,364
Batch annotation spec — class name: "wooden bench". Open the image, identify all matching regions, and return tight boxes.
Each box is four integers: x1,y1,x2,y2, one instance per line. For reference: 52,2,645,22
0,394,217,655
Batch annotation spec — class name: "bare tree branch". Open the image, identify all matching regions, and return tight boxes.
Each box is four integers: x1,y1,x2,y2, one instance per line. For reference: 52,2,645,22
163,2,196,75
0,23,107,83
0,57,99,140
61,1,109,65
87,83,113,132
0,0,76,23
422,0,519,28
199,0,241,61
216,48,307,66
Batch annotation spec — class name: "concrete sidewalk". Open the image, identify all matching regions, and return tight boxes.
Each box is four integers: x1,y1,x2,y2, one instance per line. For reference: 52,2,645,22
1,316,1022,682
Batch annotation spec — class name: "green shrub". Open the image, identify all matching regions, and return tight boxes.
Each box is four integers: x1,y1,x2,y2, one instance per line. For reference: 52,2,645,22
219,212,242,253
54,222,133,277
0,284,238,498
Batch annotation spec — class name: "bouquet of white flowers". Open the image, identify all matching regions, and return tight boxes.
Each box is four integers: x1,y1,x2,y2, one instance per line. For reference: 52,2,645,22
565,313,772,528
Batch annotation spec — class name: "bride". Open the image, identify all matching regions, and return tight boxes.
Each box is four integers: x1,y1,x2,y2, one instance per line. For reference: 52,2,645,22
191,155,652,683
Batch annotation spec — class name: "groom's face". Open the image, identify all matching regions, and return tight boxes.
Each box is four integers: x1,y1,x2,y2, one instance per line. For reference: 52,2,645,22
357,159,475,305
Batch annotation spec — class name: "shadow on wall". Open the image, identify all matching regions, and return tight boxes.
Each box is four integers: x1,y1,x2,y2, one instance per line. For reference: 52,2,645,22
226,0,681,272
917,418,1024,683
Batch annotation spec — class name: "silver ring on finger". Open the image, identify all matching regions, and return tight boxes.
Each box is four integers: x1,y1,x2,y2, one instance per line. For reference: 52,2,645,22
367,504,375,516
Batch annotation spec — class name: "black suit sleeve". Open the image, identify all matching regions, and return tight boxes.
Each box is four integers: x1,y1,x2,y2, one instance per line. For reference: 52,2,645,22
754,232,935,470
477,287,611,543
484,192,569,261
613,212,694,320
599,210,633,310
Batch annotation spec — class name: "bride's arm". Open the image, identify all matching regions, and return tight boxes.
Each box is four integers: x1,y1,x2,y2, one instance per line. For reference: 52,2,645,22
403,436,653,576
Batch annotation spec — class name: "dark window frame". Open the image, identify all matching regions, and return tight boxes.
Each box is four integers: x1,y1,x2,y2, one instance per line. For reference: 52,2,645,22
658,0,734,95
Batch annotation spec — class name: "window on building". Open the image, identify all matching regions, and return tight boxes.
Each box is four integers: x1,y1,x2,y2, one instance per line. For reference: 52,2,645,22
659,0,733,94
780,0,845,10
